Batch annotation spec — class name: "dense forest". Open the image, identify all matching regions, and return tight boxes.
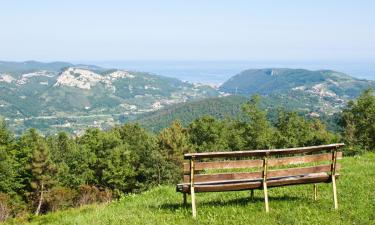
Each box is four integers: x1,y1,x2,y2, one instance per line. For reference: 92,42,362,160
1,89,375,221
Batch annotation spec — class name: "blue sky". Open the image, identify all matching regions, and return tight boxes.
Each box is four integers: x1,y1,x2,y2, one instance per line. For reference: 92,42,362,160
0,0,374,61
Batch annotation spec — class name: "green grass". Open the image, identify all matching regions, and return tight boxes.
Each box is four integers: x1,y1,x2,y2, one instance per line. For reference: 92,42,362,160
6,153,375,225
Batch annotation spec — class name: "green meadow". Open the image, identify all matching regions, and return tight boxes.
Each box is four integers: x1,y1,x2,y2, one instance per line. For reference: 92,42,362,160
6,153,375,225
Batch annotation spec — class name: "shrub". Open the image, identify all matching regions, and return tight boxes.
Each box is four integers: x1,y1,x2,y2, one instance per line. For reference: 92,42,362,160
75,185,113,206
76,185,100,206
97,188,113,203
45,187,77,212
0,193,10,222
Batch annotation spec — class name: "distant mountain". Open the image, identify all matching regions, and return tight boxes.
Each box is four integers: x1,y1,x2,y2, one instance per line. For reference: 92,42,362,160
0,61,220,134
220,68,374,97
0,61,74,74
219,68,375,115
2,65,374,135
135,68,375,133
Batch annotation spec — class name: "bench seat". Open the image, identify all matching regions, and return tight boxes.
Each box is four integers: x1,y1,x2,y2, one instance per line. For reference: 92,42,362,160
177,172,338,193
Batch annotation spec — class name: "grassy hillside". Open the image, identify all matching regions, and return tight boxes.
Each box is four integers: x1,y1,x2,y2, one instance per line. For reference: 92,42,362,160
8,152,375,225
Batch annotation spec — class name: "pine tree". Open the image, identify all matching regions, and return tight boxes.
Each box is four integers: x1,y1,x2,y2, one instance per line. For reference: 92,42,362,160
31,136,56,215
20,129,56,215
158,120,190,183
242,95,274,149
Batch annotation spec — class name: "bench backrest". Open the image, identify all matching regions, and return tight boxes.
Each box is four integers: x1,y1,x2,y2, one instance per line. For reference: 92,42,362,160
183,143,344,184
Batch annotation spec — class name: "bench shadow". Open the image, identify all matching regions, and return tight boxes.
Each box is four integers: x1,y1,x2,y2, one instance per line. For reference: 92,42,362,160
157,195,300,212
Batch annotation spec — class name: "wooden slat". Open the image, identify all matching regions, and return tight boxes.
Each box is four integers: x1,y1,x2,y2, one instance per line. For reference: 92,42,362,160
183,164,341,183
268,152,342,167
183,152,342,172
195,180,262,192
184,143,344,159
184,171,262,183
183,159,263,172
178,173,335,193
268,164,340,177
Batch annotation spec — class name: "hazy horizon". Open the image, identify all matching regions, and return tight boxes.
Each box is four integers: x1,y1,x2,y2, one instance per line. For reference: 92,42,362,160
87,60,375,84
3,59,374,84
1,1,374,62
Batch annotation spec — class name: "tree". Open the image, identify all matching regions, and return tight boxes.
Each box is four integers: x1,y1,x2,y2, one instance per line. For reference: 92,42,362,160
188,116,229,152
275,110,338,148
19,129,56,215
158,120,190,183
275,110,311,148
0,119,21,195
242,95,275,149
48,132,95,188
78,128,122,188
341,88,375,152
223,118,246,151
116,124,160,191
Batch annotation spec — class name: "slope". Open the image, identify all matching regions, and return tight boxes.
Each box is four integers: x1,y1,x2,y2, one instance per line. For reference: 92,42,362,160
9,152,375,225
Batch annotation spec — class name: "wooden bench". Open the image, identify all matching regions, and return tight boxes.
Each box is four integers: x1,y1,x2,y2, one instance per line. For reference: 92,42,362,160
176,143,344,218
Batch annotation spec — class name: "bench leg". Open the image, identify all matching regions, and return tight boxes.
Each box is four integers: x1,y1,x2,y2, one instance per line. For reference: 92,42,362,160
262,157,269,213
332,175,338,209
183,193,187,206
191,187,197,218
250,189,254,200
190,158,197,218
314,184,317,201
263,182,269,213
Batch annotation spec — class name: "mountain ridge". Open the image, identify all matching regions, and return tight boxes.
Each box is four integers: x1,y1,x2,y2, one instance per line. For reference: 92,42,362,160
0,61,220,134
219,68,374,97
1,62,374,135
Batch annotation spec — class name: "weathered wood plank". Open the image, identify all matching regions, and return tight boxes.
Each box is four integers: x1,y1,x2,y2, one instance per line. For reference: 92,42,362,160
183,164,340,183
268,152,342,167
183,159,263,172
193,173,331,192
268,164,341,177
176,174,340,193
184,171,263,183
183,152,342,172
184,143,344,159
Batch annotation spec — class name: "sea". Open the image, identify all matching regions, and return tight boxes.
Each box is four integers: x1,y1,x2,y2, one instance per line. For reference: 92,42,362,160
82,60,375,86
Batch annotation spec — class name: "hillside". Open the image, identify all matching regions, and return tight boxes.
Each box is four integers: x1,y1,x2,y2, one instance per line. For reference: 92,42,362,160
2,65,375,135
219,68,375,115
220,68,374,97
134,95,248,132
134,94,340,133
0,61,220,135
8,153,375,225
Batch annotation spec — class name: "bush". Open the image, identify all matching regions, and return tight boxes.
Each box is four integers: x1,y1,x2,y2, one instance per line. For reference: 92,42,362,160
0,193,27,221
45,187,77,212
97,188,112,203
76,185,113,206
0,193,10,222
342,145,367,156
